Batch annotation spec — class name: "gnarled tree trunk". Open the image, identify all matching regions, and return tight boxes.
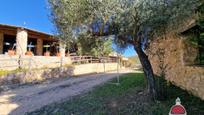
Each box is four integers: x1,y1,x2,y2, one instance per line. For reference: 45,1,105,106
134,45,157,100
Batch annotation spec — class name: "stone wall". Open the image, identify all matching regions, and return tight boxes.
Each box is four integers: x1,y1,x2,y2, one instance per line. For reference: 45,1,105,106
146,34,204,100
0,55,72,70
0,66,74,85
0,63,119,85
73,63,118,75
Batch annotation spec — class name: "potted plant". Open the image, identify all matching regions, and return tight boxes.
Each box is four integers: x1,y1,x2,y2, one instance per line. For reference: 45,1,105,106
8,49,15,56
56,52,61,57
43,45,50,56
6,43,16,56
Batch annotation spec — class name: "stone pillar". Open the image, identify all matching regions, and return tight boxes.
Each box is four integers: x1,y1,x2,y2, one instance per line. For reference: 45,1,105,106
0,33,3,54
16,28,28,56
60,42,66,57
36,39,43,55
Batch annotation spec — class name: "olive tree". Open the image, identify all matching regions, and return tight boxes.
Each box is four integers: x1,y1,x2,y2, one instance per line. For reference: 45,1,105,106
48,0,201,99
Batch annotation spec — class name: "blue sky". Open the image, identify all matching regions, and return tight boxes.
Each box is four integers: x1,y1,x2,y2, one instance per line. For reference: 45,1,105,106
0,0,136,57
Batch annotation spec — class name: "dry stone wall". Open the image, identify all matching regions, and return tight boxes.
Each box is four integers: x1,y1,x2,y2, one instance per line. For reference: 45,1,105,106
0,55,72,70
146,34,204,100
0,66,74,85
0,63,118,86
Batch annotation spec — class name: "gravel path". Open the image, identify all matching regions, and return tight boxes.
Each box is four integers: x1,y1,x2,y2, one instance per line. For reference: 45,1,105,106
0,69,133,115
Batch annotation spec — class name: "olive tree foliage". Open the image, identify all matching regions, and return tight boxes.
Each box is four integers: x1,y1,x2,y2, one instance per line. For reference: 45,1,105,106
48,0,201,47
77,33,112,56
48,0,92,47
107,0,200,99
48,0,201,99
48,0,114,53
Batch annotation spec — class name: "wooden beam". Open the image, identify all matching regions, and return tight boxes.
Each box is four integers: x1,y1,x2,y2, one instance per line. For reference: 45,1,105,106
0,28,58,42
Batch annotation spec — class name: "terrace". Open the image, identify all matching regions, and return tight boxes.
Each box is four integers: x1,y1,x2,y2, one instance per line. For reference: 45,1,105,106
0,24,61,56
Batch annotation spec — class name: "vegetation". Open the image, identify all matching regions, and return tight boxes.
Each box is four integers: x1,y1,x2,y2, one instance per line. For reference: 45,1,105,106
0,68,27,76
48,0,202,99
127,55,140,67
77,33,113,56
185,4,204,65
195,4,204,65
28,72,204,115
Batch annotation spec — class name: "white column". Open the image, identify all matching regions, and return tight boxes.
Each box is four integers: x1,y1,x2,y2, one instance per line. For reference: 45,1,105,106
16,28,28,56
60,42,66,57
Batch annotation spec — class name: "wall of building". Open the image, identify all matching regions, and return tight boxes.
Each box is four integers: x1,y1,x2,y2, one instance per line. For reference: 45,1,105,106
146,34,204,100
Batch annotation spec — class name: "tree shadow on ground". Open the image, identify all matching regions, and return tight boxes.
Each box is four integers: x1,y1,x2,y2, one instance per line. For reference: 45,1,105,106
0,69,129,115
28,73,204,115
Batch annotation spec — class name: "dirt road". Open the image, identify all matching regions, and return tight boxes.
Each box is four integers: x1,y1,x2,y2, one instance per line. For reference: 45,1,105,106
0,69,133,115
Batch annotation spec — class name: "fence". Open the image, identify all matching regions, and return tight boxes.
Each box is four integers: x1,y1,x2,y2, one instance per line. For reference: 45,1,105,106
71,56,118,64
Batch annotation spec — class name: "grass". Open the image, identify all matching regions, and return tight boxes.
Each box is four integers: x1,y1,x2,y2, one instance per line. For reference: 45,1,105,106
28,72,204,115
0,68,28,76
0,65,74,77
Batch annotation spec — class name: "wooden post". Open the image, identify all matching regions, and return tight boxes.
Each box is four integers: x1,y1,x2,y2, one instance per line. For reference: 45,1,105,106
18,55,22,69
0,32,3,54
103,57,106,73
29,57,32,70
36,39,43,55
60,56,63,67
116,53,120,84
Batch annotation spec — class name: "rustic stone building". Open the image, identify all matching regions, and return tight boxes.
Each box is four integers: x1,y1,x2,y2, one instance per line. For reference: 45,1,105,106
147,20,204,100
0,24,66,56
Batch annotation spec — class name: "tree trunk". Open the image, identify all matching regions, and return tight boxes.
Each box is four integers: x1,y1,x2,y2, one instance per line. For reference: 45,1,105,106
134,45,157,100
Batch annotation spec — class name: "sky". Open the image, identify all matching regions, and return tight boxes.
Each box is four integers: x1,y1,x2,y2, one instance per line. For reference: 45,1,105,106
0,0,136,57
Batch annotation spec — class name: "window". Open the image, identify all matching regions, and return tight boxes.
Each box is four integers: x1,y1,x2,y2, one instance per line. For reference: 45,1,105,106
197,4,204,65
182,4,204,65
182,26,204,66
197,33,204,65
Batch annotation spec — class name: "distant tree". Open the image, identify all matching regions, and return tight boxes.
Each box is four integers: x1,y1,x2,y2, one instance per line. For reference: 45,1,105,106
48,0,92,51
48,0,201,100
77,33,112,56
127,55,140,67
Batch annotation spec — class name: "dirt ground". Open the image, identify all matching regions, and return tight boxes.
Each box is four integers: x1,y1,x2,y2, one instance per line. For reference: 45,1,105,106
0,69,133,115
